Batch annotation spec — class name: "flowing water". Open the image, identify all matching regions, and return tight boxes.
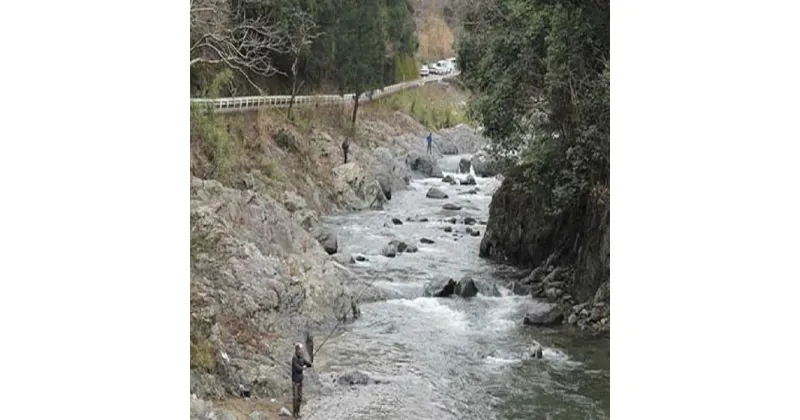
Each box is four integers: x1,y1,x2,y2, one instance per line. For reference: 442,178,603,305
304,155,609,420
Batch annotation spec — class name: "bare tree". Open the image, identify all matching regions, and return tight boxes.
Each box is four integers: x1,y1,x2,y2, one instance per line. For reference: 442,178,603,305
190,0,289,95
286,9,321,120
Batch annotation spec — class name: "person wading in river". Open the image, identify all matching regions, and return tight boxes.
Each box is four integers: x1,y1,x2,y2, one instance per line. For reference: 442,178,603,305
291,343,313,418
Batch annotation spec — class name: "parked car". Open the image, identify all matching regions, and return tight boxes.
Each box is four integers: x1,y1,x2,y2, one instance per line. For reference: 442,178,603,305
430,62,446,75
419,65,430,77
438,60,452,73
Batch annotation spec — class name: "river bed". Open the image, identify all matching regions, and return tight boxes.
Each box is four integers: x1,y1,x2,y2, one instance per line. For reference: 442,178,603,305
303,155,609,420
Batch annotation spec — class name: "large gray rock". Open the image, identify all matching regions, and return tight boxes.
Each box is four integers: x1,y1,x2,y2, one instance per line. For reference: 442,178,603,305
336,370,372,386
423,277,458,297
190,178,355,399
523,303,565,327
426,187,449,199
333,162,388,211
406,152,444,178
371,147,413,195
313,228,338,255
459,157,471,174
470,150,501,177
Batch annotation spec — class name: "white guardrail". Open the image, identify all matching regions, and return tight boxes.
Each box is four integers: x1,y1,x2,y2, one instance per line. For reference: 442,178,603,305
190,72,460,113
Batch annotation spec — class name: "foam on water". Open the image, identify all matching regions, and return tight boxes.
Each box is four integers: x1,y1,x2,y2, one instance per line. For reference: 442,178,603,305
393,297,469,331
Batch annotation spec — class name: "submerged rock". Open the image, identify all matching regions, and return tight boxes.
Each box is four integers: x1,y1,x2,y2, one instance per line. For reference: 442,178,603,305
523,304,565,327
426,187,449,199
442,203,463,211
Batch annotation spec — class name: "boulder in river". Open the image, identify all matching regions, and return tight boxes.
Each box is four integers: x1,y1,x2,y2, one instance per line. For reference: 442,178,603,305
313,228,338,255
463,217,477,225
527,341,544,359
391,217,403,225
460,175,477,186
424,276,501,298
459,157,471,174
454,277,480,298
470,150,501,177
442,175,458,185
420,238,435,244
423,277,458,297
426,187,449,199
523,303,565,327
335,370,386,386
444,226,453,233
442,203,463,211
381,244,397,258
406,152,444,178
333,162,388,210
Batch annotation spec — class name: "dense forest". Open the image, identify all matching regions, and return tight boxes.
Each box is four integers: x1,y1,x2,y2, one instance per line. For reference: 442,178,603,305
190,0,422,97
457,0,609,305
457,0,609,211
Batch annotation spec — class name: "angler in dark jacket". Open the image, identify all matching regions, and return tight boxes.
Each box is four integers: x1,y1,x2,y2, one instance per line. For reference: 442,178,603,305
291,343,313,418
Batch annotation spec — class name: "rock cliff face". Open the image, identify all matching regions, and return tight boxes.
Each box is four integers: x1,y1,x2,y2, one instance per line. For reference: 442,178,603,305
479,164,609,332
190,178,359,399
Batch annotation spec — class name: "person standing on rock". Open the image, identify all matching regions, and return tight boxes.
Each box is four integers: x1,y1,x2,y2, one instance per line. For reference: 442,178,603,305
342,138,350,164
426,132,432,155
291,342,313,418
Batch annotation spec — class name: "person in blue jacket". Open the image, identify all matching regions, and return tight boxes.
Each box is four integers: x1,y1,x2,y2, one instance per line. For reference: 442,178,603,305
426,132,432,155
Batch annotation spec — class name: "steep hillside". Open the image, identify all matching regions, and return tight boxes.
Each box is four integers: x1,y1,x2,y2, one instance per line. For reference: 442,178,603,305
189,81,487,413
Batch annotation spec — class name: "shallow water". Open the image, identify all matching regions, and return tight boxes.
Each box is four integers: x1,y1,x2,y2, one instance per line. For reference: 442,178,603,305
304,156,609,420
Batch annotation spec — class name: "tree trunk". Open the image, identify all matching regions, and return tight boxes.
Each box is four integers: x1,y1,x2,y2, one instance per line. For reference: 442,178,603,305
351,91,360,135
288,77,297,120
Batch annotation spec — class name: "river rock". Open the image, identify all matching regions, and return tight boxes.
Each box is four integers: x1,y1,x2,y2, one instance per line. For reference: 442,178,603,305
375,174,392,200
279,407,292,417
527,340,544,359
446,217,457,224
406,243,418,253
444,226,453,233
426,187,449,199
454,277,480,298
523,267,547,284
442,175,458,185
511,282,532,296
460,175,477,186
336,370,372,386
459,188,479,195
333,162,388,210
459,157,471,174
442,203,463,211
545,287,563,300
406,152,444,178
388,239,408,253
381,244,397,258
523,303,565,327
470,229,480,237
420,238,435,244
350,254,368,262
313,228,338,255
463,217,477,225
423,277,458,297
470,150,501,177
391,217,403,225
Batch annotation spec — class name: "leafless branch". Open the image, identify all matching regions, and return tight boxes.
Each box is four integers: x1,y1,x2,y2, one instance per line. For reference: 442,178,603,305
190,0,290,94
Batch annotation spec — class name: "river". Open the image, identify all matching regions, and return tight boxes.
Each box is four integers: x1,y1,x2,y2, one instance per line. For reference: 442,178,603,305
303,155,609,420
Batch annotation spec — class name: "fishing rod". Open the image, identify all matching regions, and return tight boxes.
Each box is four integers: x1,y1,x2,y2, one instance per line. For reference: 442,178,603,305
312,258,392,359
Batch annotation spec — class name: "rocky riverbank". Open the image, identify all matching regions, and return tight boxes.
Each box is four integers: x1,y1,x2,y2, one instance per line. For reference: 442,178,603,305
479,164,610,333
190,84,488,418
